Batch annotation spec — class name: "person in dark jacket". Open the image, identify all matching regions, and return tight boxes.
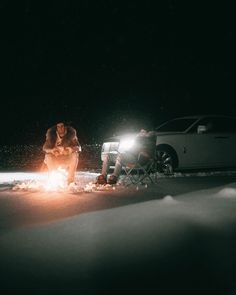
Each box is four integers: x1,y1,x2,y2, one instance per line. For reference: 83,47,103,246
43,121,81,185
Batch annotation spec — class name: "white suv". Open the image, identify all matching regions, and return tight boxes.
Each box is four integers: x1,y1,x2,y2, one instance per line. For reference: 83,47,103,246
101,115,236,173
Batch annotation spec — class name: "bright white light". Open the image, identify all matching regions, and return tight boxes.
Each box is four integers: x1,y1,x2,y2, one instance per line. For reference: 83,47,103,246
119,136,135,152
44,167,68,191
0,171,101,193
0,172,47,182
10,167,69,192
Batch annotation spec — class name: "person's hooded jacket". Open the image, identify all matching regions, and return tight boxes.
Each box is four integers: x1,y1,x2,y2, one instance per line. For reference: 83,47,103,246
43,125,81,153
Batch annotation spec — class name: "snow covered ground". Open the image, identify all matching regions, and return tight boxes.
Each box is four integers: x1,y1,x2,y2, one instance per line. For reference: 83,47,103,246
1,170,236,294
0,170,102,194
1,169,236,190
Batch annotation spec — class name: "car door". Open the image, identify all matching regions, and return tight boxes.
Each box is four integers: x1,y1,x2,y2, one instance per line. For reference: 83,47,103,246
212,117,236,167
182,117,223,168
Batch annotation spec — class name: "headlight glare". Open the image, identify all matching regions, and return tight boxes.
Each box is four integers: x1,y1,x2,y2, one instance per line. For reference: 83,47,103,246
119,137,135,152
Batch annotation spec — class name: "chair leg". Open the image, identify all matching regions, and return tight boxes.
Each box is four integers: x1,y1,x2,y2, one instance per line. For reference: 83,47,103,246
138,170,154,184
122,160,157,186
123,167,137,185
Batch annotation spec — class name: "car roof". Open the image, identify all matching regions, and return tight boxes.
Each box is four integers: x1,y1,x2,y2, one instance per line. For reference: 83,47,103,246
167,115,236,120
155,115,236,131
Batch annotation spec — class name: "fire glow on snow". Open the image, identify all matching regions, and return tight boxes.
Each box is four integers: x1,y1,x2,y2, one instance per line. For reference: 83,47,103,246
12,167,81,192
8,168,114,193
1,169,236,193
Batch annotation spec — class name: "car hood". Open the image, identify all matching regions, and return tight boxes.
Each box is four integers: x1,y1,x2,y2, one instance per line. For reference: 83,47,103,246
103,133,137,143
103,131,184,143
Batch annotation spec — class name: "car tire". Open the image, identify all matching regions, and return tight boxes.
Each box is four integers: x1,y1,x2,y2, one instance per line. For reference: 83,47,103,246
156,147,178,175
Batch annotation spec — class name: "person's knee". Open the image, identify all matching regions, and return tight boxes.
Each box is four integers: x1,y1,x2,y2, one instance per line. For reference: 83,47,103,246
116,154,123,163
102,154,112,166
68,153,79,166
72,152,79,162
44,154,57,170
103,154,111,162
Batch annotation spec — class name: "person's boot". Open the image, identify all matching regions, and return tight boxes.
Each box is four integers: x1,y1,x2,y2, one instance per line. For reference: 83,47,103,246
95,174,107,185
107,174,118,185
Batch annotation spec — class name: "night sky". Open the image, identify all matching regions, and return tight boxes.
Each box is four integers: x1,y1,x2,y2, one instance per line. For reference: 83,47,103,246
1,1,235,145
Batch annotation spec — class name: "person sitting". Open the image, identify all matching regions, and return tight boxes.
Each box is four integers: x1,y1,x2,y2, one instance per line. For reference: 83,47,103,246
43,121,82,185
96,129,156,185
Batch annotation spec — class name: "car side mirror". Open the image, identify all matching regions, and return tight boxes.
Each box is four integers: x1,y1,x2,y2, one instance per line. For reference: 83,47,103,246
197,125,207,134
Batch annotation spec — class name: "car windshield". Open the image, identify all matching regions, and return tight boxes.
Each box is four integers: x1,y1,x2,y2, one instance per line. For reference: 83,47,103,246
156,118,197,132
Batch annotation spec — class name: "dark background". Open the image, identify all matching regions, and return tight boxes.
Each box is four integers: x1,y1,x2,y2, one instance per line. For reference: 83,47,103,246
1,1,235,145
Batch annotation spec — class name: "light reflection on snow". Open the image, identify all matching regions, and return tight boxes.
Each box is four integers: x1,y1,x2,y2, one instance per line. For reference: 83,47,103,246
11,167,81,192
44,167,68,191
0,170,99,193
0,170,117,193
0,172,47,182
1,169,236,193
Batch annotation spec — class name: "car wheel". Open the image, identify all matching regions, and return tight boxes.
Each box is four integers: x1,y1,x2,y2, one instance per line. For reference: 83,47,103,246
156,147,177,175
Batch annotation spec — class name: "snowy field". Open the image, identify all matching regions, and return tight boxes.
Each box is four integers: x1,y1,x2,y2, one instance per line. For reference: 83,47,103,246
1,170,236,294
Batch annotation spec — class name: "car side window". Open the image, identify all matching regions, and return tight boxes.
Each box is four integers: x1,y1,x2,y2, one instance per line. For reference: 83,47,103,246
193,117,236,134
218,118,236,132
201,118,214,133
222,118,231,132
209,118,236,133
190,118,214,133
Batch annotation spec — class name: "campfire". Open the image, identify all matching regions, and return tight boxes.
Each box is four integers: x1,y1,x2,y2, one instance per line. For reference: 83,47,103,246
12,167,82,192
44,167,69,191
11,167,119,193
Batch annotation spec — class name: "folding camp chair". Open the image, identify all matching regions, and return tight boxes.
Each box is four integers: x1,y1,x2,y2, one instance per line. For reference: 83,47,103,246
119,133,158,186
121,152,158,186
